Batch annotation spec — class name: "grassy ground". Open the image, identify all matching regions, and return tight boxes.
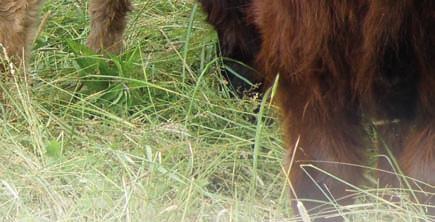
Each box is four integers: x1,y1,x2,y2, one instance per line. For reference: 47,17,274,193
0,0,431,221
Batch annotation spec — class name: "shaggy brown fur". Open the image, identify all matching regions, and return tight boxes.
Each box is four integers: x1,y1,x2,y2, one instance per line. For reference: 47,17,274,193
198,0,263,94
0,0,131,67
251,0,435,221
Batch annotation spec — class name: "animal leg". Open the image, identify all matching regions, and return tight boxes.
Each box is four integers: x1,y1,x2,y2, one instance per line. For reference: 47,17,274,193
87,0,132,54
281,86,366,221
0,0,43,67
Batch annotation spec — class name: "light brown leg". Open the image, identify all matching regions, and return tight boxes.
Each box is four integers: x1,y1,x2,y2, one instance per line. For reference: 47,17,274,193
0,0,43,67
87,0,132,54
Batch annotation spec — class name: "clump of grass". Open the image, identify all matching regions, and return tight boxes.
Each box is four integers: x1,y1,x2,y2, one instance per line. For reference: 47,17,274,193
0,0,432,221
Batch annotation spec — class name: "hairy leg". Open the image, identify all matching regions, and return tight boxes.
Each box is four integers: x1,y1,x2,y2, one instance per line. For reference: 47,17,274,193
279,83,366,222
250,1,369,220
0,0,43,67
87,0,132,54
396,121,435,217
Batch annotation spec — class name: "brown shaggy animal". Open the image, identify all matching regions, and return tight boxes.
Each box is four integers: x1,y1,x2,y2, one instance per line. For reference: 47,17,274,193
251,0,435,221
0,0,132,66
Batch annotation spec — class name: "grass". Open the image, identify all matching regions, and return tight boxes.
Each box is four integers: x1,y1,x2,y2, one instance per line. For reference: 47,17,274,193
0,0,432,221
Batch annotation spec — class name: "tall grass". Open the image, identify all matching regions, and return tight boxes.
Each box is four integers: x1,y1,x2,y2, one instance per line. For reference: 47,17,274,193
0,0,431,221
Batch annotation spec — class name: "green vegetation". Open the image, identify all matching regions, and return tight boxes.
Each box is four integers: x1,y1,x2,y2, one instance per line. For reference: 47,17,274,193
0,0,430,221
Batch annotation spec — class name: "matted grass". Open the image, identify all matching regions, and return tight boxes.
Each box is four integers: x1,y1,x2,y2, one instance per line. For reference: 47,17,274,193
0,0,432,221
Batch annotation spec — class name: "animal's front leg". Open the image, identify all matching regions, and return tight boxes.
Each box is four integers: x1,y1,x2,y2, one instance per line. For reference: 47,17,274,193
279,83,366,222
0,0,43,67
87,0,132,54
398,122,435,218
